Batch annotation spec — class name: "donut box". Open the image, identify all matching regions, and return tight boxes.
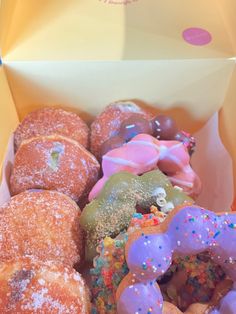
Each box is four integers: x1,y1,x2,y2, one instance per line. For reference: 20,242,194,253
0,1,236,313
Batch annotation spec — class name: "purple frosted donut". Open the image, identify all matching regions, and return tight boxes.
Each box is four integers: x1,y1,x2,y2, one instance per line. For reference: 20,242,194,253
117,205,236,314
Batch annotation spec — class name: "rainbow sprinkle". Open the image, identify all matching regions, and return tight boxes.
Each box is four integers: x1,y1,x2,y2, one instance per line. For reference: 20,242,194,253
228,223,236,229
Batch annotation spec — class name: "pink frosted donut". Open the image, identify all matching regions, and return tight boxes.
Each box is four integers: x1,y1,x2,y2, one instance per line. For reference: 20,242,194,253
14,107,89,151
89,134,201,200
90,101,153,159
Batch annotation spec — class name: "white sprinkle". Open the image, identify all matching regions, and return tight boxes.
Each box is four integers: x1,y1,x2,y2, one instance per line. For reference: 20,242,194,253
38,279,45,285
73,273,81,282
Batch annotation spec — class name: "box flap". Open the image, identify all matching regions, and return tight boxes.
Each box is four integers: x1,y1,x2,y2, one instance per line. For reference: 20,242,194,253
220,64,236,201
4,59,234,128
1,0,236,61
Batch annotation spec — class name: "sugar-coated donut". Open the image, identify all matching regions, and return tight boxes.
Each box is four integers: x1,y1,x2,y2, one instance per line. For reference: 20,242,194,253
90,101,153,159
89,134,201,201
0,190,83,267
116,205,236,314
14,107,89,151
80,170,193,261
0,258,91,313
10,135,100,202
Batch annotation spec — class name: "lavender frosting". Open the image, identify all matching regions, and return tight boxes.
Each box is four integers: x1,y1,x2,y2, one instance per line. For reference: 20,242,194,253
117,206,236,314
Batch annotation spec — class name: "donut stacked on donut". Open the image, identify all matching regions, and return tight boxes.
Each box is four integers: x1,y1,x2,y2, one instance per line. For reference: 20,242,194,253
10,135,100,203
80,170,193,261
0,190,91,313
0,190,83,267
14,107,89,151
90,210,227,314
90,101,154,159
0,258,91,313
11,107,100,204
89,134,201,201
7,102,205,313
91,101,196,159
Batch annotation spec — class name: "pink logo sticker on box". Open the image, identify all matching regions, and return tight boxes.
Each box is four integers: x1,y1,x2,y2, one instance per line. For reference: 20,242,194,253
182,27,212,46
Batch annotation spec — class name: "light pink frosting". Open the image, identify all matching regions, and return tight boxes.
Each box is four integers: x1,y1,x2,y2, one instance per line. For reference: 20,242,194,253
89,134,201,200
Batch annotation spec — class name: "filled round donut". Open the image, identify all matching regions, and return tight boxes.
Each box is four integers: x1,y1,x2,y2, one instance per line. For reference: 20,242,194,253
90,101,154,159
14,107,90,151
0,190,84,268
0,258,91,313
10,135,100,202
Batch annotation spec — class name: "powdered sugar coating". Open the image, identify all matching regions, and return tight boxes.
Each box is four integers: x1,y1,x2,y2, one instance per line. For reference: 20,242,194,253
10,135,100,202
0,190,84,267
0,258,91,313
90,101,153,159
14,107,89,151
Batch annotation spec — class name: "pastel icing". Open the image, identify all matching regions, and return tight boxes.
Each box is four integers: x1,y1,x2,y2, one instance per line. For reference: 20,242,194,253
80,170,193,261
89,134,201,201
117,206,236,314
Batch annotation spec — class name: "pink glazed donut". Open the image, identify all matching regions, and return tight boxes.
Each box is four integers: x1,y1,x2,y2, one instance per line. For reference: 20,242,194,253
116,205,236,314
89,134,201,200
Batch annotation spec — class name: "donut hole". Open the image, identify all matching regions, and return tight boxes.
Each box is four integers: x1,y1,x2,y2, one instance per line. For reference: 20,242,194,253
157,251,229,312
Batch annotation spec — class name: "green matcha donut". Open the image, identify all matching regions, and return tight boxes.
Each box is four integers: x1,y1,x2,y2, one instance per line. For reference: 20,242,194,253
80,170,193,261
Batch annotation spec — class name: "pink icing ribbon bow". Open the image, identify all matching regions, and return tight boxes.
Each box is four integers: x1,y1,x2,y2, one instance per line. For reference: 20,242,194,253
89,134,201,201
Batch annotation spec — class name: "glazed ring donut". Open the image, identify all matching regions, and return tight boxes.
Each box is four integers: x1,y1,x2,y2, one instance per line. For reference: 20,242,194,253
80,169,193,261
0,258,91,313
89,134,201,201
10,135,100,202
116,205,236,314
0,190,84,268
14,107,89,151
90,101,154,159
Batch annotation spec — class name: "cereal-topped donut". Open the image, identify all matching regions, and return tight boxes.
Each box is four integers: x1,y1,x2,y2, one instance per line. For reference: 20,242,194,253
91,212,167,314
0,258,91,313
80,170,193,261
0,190,83,267
10,135,100,202
14,107,89,151
91,210,226,314
116,205,236,314
90,101,154,159
89,134,201,201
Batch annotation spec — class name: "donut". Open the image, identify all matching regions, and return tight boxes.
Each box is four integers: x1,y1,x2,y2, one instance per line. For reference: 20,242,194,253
14,107,89,151
0,258,91,313
91,211,226,314
0,190,83,267
162,278,233,313
162,253,226,310
89,134,201,201
116,205,236,314
91,211,166,314
10,135,100,202
80,169,193,261
90,101,153,159
98,111,196,159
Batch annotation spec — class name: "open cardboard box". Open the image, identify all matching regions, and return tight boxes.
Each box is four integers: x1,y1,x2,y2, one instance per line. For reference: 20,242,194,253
1,0,236,212
0,0,236,311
